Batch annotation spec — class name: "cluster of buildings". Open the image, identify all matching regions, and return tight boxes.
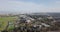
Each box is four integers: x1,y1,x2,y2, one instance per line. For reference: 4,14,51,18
13,14,60,32
1,13,60,32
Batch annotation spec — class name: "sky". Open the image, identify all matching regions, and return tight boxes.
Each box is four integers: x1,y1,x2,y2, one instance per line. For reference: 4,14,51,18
0,0,60,14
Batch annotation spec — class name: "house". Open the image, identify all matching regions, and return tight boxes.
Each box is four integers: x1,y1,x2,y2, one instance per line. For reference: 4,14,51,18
26,19,31,24
41,23,50,27
47,16,53,20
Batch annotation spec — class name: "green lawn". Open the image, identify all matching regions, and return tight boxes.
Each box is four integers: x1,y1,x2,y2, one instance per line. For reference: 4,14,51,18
0,16,18,31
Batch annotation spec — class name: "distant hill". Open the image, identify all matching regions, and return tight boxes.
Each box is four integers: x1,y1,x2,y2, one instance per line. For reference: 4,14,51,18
47,13,60,17
27,13,60,18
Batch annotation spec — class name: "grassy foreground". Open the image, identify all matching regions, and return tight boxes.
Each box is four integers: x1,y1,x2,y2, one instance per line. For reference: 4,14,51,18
0,16,18,31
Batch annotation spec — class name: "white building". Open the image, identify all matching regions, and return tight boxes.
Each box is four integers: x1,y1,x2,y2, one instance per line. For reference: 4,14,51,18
26,19,31,24
41,23,50,27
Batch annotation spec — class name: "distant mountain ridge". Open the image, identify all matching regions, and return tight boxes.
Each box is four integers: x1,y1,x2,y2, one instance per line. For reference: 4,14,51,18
0,11,60,17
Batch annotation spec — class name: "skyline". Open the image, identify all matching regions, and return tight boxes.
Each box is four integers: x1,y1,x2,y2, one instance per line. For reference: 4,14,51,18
0,0,60,14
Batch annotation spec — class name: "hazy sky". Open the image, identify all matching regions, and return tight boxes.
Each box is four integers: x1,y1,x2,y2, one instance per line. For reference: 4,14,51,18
0,0,60,14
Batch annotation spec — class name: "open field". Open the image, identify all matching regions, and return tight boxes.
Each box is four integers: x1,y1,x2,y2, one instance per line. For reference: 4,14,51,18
0,16,18,31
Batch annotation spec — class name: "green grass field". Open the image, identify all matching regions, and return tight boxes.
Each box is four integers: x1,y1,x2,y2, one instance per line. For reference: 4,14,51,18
0,16,18,31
